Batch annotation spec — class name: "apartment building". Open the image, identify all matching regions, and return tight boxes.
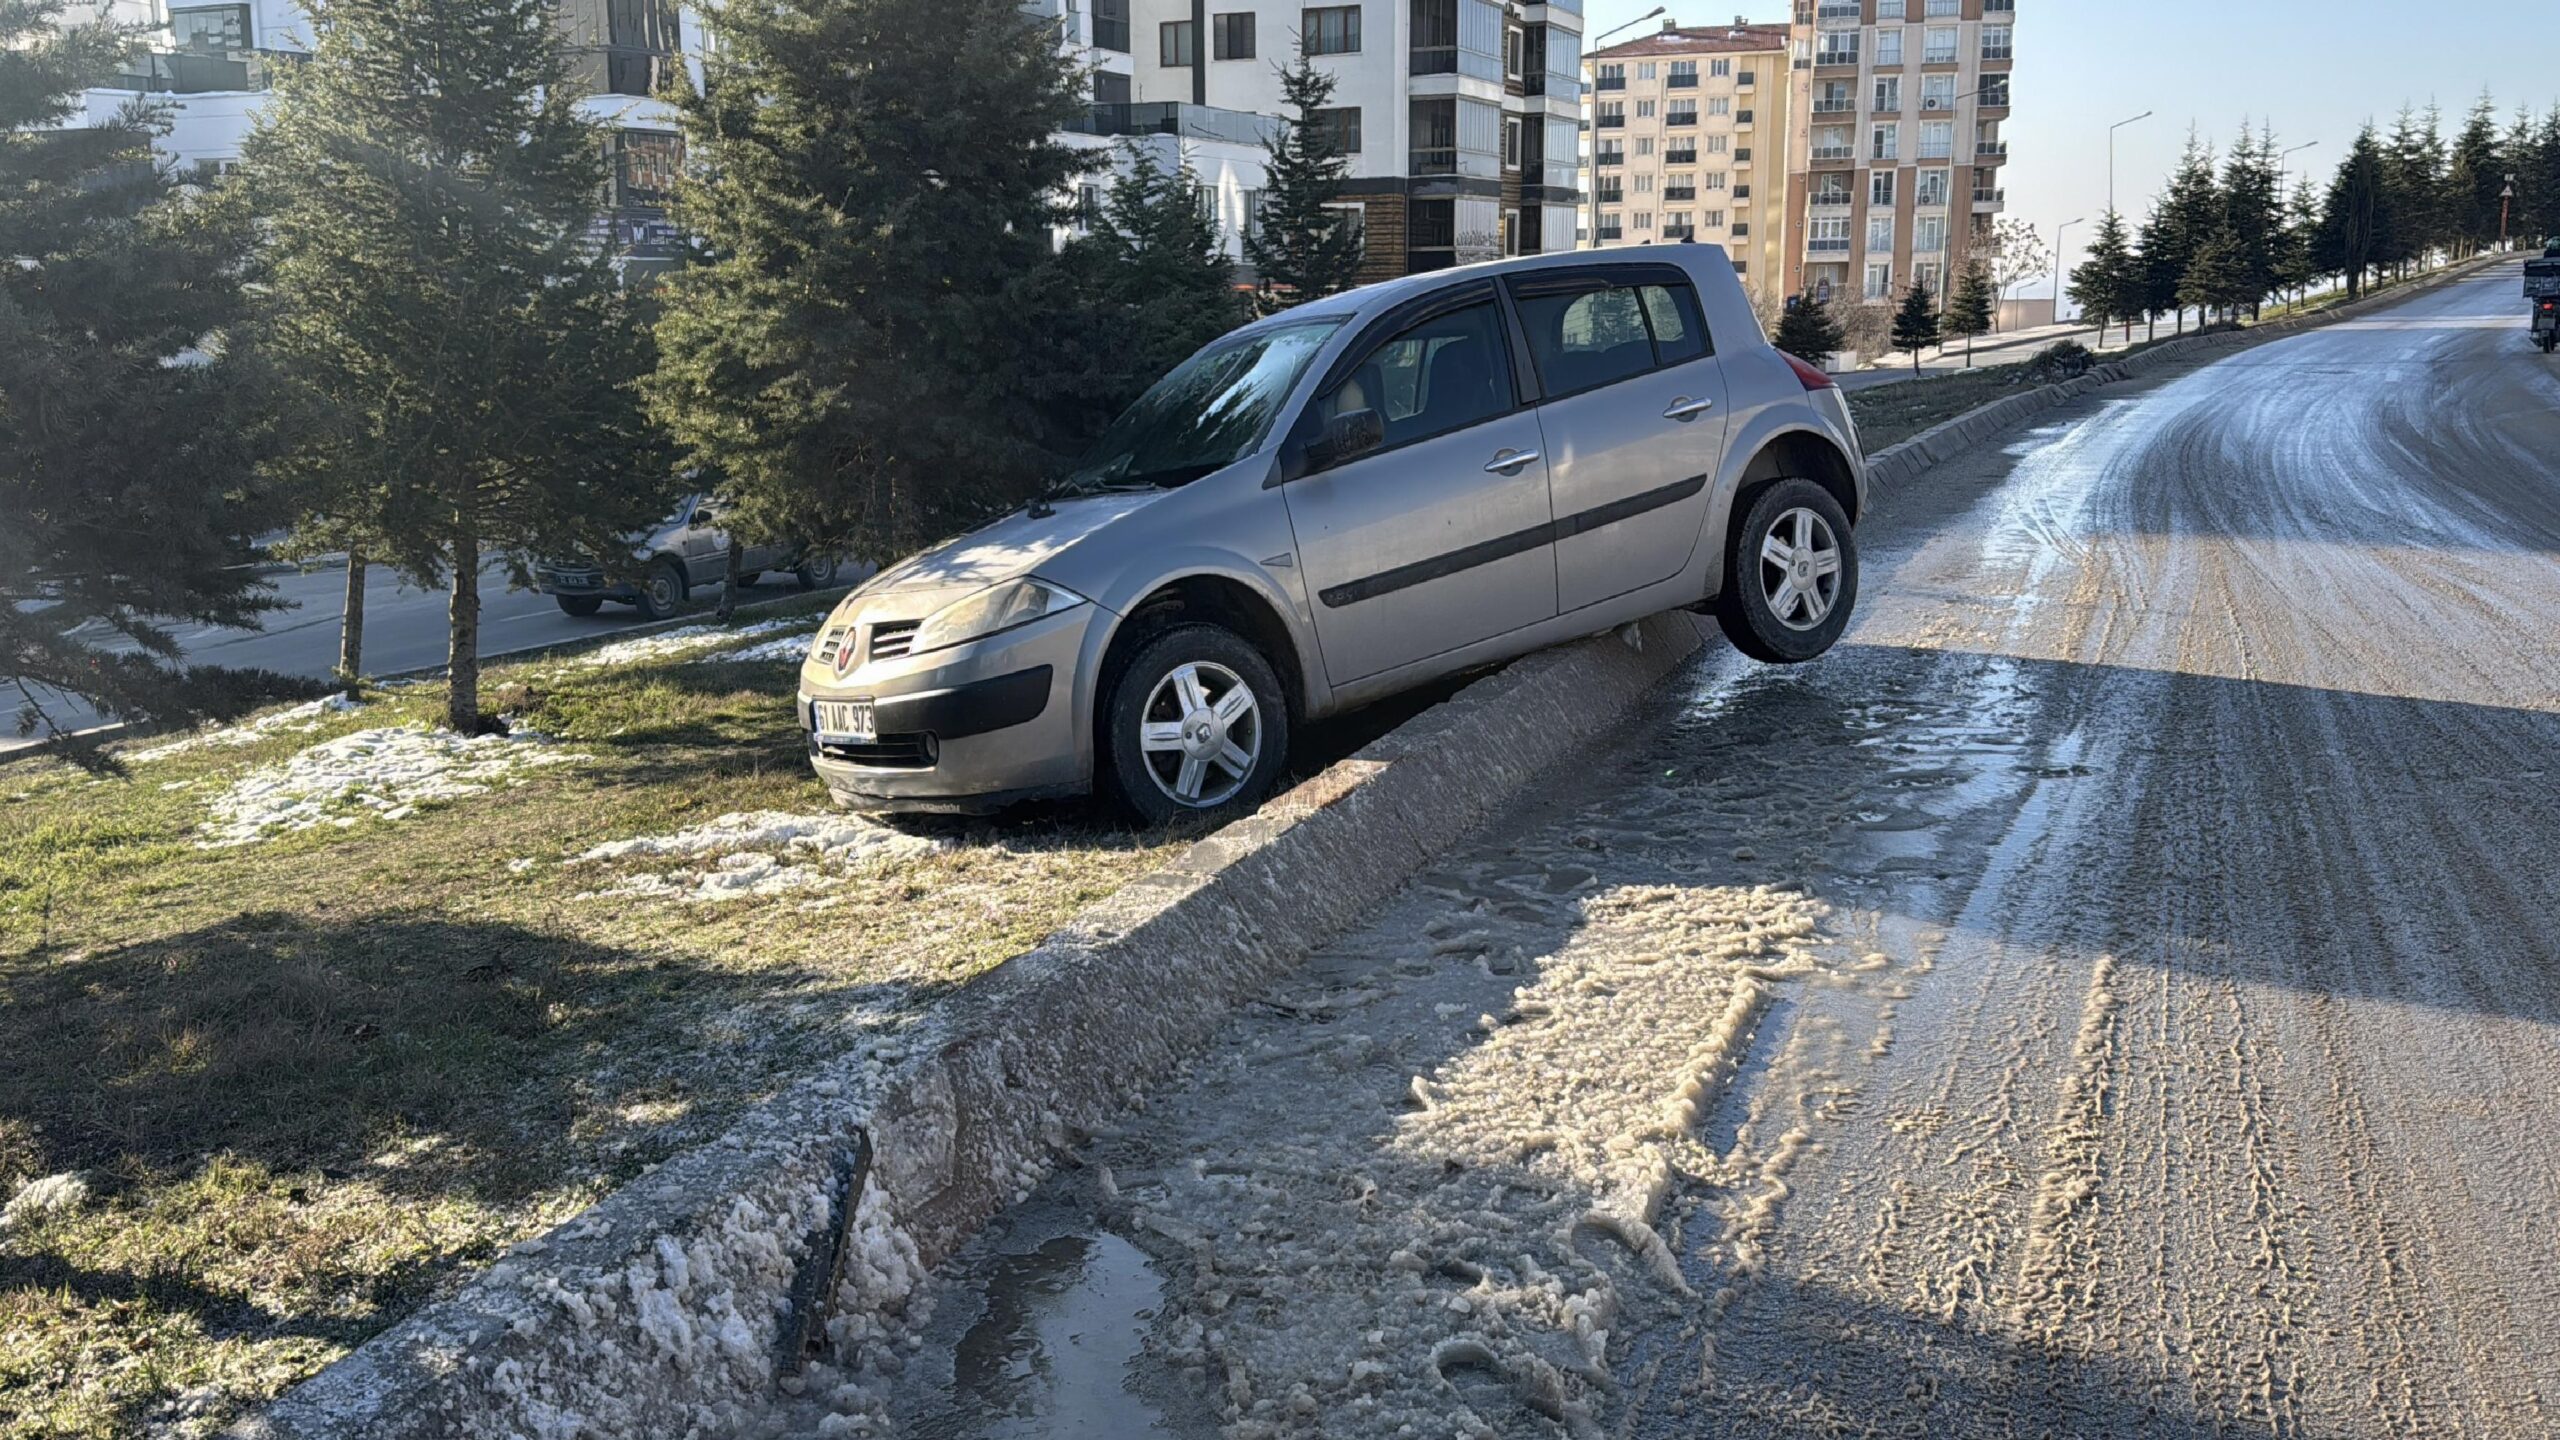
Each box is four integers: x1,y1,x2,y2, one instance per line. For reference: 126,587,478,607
68,1,700,269
1113,0,1588,278
1575,20,1791,306
1782,0,2013,310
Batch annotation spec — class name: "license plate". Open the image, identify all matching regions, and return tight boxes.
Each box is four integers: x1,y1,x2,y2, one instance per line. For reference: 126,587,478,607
812,699,875,744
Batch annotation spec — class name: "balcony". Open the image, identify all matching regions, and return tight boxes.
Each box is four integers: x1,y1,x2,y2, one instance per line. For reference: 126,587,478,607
1594,151,1623,168
1811,145,1855,162
1596,113,1625,128
1665,148,1698,165
1733,184,1751,199
1068,102,1284,147
1664,226,1695,241
1807,236,1852,254
1976,140,2008,159
1813,98,1854,113
1814,47,1860,68
1738,71,1756,88
1922,47,1958,64
1982,42,2013,60
1810,191,1852,207
1736,109,1754,125
1972,187,2004,207
1594,73,1626,90
1668,72,1698,88
1664,186,1697,202
1413,145,1460,175
1665,111,1697,127
1597,224,1623,241
1595,186,1624,204
1734,148,1751,162
1918,142,1953,161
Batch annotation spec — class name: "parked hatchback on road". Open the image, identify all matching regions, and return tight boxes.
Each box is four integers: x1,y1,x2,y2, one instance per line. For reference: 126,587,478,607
799,247,1865,821
537,494,844,620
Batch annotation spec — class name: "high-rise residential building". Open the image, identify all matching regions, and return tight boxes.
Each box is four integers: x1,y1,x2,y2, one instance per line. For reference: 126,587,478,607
1781,0,2012,311
1574,20,1791,306
1114,0,1588,278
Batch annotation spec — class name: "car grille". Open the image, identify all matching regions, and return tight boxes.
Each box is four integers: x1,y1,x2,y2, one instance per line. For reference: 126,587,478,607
815,625,853,670
867,620,920,662
814,732,935,769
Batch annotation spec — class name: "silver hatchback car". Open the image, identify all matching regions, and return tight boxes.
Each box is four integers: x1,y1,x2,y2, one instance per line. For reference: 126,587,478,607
798,247,1865,821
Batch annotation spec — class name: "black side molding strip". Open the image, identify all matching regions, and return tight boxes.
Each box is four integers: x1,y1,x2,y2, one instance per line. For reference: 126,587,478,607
1317,473,1711,609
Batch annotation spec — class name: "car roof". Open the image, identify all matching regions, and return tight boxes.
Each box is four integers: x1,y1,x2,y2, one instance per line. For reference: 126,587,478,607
1236,245,1733,337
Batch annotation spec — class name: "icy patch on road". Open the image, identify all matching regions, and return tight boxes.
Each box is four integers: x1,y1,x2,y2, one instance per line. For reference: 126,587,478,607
129,692,365,761
572,618,808,669
568,810,944,904
197,726,589,847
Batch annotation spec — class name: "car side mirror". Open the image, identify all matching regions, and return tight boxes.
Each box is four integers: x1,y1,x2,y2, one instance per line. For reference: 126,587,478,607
1307,409,1385,472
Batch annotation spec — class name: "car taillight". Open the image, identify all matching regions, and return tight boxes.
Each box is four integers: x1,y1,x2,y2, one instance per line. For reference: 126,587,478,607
1782,351,1838,391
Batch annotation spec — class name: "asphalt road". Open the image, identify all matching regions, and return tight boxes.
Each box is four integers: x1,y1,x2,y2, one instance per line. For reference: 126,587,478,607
813,261,2560,1438
7,556,822,751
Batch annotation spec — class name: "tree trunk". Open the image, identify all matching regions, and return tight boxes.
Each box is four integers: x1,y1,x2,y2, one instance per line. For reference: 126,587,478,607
337,549,367,682
446,533,481,735
1965,330,1974,367
717,538,744,622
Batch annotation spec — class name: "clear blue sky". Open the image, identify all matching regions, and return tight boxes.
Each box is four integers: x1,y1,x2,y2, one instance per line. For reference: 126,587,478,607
1583,0,2560,295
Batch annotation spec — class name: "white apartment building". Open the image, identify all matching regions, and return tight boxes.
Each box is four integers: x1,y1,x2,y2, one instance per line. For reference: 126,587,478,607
1576,20,1791,307
1782,0,2013,309
1104,0,1588,277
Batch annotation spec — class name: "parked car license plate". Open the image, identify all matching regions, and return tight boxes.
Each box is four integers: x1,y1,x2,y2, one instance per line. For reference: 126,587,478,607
813,699,876,744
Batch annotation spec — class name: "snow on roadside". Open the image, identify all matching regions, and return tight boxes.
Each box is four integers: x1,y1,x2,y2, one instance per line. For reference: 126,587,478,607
129,693,365,762
707,630,820,664
572,618,809,670
566,809,944,904
197,725,589,848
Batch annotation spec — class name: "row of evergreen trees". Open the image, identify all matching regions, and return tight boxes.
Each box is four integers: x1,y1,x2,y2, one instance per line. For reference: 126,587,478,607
4,0,1365,748
2073,98,2560,338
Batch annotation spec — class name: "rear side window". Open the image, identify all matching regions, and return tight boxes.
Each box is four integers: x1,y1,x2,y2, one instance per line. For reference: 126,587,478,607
1639,282,1712,364
1319,299,1514,452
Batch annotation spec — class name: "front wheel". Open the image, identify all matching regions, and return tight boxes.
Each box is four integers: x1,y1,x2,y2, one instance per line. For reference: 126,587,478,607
555,594,604,618
1715,478,1859,665
635,558,687,622
2542,329,2557,354
1101,623,1291,827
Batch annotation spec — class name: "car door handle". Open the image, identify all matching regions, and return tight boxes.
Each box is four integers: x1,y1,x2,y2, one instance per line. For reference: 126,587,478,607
1663,397,1716,421
1485,448,1542,475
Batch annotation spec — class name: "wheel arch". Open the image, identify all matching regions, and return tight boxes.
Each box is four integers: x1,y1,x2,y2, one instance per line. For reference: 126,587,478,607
1091,572,1310,735
1734,427,1862,525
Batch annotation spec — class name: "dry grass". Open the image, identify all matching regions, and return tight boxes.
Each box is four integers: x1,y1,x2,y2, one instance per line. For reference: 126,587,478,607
0,602,1173,1438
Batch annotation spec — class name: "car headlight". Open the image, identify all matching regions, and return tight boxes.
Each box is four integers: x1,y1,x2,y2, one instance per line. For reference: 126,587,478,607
908,578,1088,655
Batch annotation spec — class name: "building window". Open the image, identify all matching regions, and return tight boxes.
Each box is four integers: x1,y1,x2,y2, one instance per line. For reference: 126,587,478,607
1916,167,1949,206
1596,61,1625,89
1809,216,1850,252
1876,0,1905,16
1923,27,1957,63
1638,61,1657,80
1302,6,1361,56
1873,76,1901,112
1813,125,1852,160
1160,19,1195,65
1980,76,2011,107
1315,105,1362,154
1915,260,1941,295
1597,99,1625,126
1704,170,1729,191
1594,138,1623,166
1706,134,1730,154
1865,262,1893,299
1815,80,1852,113
1921,73,1956,110
1871,123,1898,161
1704,209,1726,228
1598,211,1623,241
1919,120,1953,159
1636,136,1655,156
169,4,251,52
1707,96,1731,118
1093,0,1130,52
1870,170,1895,206
1710,57,1731,78
1667,100,1697,126
611,128,681,211
1982,24,2014,59
1915,215,1947,253
1504,117,1522,168
1633,211,1653,232
1814,32,1859,66
1503,207,1521,256
1669,59,1697,87
1866,214,1894,251
1212,12,1255,59
1075,182,1105,229
1093,68,1131,105
1636,99,1656,118
1504,26,1523,78
1874,28,1902,65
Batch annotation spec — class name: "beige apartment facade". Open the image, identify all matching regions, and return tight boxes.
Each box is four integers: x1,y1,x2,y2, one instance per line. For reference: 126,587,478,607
1782,0,2013,311
1577,22,1795,308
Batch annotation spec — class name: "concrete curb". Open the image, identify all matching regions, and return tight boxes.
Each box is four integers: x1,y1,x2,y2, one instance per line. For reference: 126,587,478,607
236,608,1716,1439
1861,255,2505,491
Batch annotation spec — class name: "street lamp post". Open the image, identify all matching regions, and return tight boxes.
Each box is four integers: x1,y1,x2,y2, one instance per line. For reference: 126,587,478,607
2108,111,2153,219
2502,175,2517,248
2052,215,2084,334
1581,6,1667,252
2281,140,2320,309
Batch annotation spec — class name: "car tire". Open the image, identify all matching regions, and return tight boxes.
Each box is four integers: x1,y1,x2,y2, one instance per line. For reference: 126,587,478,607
555,595,604,618
1101,623,1292,828
794,556,841,590
1715,478,1859,665
635,558,687,622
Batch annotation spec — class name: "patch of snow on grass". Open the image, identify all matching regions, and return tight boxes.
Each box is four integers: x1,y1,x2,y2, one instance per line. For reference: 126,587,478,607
130,692,365,761
2,1172,90,1230
573,617,807,670
198,725,589,848
570,810,943,904
707,629,821,664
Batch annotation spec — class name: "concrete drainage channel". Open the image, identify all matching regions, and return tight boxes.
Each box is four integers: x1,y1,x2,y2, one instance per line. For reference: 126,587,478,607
229,256,2502,1440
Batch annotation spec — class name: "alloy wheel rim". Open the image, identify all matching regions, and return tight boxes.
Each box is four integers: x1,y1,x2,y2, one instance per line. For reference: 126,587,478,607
648,573,678,611
1137,661,1261,808
1758,506,1843,632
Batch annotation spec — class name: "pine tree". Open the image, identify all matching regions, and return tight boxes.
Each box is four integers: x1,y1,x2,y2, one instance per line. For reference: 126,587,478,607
1079,145,1253,404
1772,294,1847,368
2135,202,2178,339
1244,54,1365,306
2217,123,2282,319
2148,133,2223,333
0,2,285,755
2067,209,2139,341
2177,224,2248,321
1889,279,1941,374
1944,262,1995,365
2274,175,2325,309
2447,91,2504,255
649,0,1095,573
245,0,667,734
2318,124,2393,299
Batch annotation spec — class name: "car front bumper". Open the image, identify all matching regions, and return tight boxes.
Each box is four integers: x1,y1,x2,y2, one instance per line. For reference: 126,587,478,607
798,604,1099,814
535,565,640,602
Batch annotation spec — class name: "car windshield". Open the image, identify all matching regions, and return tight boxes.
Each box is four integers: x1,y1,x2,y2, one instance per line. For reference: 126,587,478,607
1057,318,1344,493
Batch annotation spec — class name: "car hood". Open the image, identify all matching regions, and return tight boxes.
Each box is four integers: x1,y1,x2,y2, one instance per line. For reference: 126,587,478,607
863,491,1164,598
